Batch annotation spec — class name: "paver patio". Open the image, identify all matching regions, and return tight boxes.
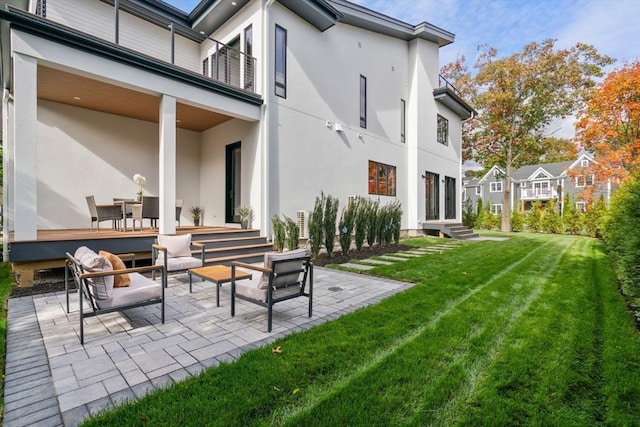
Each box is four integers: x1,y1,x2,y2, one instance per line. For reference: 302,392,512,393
3,267,412,427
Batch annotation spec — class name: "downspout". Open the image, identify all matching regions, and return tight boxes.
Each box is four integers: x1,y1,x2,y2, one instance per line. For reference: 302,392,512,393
2,89,10,261
261,0,275,239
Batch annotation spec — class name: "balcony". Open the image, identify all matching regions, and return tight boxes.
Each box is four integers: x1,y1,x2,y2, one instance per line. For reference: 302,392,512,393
521,188,559,201
33,0,257,94
433,75,475,120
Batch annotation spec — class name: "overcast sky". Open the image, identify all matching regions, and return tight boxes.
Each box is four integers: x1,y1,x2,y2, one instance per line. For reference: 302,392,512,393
165,0,639,68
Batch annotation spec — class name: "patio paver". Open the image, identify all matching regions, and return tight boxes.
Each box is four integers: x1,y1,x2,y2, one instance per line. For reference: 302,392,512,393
4,267,412,427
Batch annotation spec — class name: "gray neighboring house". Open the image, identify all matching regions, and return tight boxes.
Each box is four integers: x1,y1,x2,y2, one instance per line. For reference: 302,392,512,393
462,153,615,215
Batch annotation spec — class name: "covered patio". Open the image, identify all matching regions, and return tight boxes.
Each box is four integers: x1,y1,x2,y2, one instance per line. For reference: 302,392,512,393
3,268,412,427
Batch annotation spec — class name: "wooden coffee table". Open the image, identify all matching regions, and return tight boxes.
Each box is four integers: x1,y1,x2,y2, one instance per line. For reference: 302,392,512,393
188,265,252,307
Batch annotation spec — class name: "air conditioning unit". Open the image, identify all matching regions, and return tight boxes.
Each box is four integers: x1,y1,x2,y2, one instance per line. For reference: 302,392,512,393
297,210,309,239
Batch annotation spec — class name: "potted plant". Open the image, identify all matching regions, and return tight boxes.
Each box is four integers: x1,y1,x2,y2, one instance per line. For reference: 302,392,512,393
237,205,253,229
190,206,203,226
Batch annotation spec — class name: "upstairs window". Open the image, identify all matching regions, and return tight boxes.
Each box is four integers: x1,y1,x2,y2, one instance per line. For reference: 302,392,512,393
244,25,254,91
275,25,287,98
202,57,209,77
576,175,594,187
400,99,406,143
437,115,448,145
490,182,503,192
360,75,367,128
475,186,481,195
581,159,589,167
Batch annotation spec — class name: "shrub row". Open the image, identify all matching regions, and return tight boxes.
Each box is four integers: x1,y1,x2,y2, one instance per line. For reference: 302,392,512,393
464,195,607,237
602,173,640,300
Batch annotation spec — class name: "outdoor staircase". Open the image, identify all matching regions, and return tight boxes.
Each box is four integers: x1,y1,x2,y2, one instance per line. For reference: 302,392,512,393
196,229,273,266
422,222,478,240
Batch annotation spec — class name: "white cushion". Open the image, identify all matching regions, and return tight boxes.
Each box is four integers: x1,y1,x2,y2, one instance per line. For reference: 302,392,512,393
259,249,308,289
155,256,203,272
157,234,192,258
74,246,114,300
235,276,303,303
96,272,161,309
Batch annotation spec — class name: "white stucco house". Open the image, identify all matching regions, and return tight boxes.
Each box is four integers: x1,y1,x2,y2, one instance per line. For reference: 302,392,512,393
0,0,474,258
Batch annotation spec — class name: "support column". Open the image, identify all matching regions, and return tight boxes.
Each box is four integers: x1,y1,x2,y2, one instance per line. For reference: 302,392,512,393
13,53,38,241
158,94,176,235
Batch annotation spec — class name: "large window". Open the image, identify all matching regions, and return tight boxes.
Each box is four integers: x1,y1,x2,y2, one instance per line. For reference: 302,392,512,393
400,99,406,143
275,25,287,98
437,115,448,145
490,181,503,192
368,161,396,196
360,75,367,128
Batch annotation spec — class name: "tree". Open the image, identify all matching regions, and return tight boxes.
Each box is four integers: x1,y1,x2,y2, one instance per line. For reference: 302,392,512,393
538,137,579,164
576,61,640,182
442,40,613,231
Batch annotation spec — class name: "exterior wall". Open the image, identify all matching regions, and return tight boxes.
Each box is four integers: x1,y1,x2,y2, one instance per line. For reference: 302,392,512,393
36,100,201,229
199,119,261,228
45,0,200,73
265,4,459,231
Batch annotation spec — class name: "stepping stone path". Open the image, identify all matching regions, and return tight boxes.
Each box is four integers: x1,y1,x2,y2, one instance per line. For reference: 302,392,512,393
337,241,465,271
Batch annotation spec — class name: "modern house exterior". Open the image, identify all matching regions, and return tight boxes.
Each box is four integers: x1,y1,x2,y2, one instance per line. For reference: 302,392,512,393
462,153,614,215
0,0,474,260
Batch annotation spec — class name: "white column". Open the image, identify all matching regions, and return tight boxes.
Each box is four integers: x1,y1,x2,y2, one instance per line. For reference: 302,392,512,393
158,94,176,235
13,53,38,241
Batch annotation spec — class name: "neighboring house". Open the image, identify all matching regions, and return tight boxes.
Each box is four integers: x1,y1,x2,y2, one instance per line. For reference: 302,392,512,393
462,153,614,215
0,0,474,254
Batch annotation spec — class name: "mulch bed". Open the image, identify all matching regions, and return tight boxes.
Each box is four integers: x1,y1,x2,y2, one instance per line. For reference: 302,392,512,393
10,244,412,298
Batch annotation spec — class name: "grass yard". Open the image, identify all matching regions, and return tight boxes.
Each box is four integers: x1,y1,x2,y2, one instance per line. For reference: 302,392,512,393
81,233,640,425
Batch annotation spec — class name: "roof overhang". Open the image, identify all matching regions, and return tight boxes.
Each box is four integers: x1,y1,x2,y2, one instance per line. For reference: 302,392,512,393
278,0,342,32
328,0,454,46
190,0,251,35
433,87,475,120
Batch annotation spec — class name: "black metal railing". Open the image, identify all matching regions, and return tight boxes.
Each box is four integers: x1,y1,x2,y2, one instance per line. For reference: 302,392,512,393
439,74,462,97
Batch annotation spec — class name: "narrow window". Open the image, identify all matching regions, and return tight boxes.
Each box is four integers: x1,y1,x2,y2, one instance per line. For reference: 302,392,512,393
400,99,406,143
244,25,254,91
576,176,586,187
202,57,209,77
475,186,481,195
586,174,594,186
437,114,448,145
368,161,396,196
360,75,367,128
275,25,287,98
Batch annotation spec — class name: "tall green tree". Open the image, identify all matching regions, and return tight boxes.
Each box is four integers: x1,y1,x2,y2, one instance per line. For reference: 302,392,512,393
442,40,613,231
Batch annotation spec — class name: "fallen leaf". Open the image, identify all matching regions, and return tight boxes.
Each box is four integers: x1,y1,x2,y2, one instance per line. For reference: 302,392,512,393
292,388,300,395
274,386,280,391
272,346,283,354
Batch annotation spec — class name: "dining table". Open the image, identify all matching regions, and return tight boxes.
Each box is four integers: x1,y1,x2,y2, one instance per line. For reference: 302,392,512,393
114,198,140,231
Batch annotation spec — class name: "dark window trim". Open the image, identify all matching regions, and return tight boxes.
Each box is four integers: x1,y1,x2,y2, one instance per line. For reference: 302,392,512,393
368,160,396,196
275,25,287,98
437,114,448,145
360,75,367,128
400,99,406,143
244,24,253,91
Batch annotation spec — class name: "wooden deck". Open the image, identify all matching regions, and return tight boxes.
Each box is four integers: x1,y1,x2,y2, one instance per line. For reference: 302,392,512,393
9,226,261,287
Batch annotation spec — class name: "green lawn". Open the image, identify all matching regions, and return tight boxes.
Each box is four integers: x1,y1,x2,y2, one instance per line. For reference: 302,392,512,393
73,233,640,425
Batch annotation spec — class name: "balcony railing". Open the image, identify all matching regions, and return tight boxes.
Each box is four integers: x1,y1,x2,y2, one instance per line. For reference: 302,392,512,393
35,0,257,94
438,74,462,97
521,188,559,200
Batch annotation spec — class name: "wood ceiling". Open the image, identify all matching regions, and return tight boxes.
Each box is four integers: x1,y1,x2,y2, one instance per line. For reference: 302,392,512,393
37,66,233,132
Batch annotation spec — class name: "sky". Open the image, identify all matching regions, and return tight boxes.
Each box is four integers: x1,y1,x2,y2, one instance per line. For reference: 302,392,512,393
164,0,640,68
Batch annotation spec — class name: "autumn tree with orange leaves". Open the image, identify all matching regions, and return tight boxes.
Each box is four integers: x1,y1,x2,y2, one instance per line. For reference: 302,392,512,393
442,39,613,231
576,61,640,183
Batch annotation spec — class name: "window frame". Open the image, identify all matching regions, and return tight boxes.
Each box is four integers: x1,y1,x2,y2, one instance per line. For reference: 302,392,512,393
274,25,287,98
490,181,503,192
360,75,367,128
437,114,448,145
576,175,586,187
400,99,406,143
491,204,503,215
576,201,586,213
244,24,254,91
368,160,396,196
475,186,481,195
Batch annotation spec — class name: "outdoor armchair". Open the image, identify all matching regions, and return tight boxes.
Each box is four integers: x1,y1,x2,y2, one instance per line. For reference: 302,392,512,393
65,246,166,344
231,249,313,332
152,233,205,284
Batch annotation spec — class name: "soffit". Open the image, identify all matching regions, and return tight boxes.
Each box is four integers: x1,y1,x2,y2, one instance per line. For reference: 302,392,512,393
37,66,232,132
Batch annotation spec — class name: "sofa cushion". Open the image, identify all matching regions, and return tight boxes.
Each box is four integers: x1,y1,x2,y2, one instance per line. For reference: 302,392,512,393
99,250,131,287
96,272,161,309
157,234,193,259
74,246,114,300
155,256,203,272
236,276,303,303
259,249,308,289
